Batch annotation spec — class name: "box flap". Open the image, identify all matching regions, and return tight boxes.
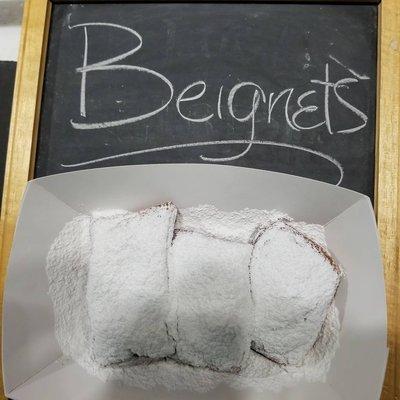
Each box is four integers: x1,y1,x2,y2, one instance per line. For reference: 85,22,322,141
2,184,79,394
36,164,364,224
325,198,387,400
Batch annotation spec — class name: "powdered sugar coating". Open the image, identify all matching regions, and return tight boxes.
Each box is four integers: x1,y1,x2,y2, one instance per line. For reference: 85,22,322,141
57,304,339,393
87,204,177,365
250,221,340,365
46,215,93,366
46,204,342,393
287,221,328,249
168,231,253,372
176,204,289,243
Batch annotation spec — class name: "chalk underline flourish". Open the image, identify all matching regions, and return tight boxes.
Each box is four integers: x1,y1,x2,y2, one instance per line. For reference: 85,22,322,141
61,139,344,186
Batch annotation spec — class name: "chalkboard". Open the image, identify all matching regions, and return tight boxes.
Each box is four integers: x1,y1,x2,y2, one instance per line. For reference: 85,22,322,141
36,3,378,199
0,61,16,208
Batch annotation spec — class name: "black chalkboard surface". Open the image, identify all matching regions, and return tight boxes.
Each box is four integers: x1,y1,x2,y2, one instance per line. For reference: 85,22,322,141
37,3,378,199
0,61,16,209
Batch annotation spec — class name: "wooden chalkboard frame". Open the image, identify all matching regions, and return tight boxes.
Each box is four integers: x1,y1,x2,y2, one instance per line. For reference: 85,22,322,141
0,0,398,399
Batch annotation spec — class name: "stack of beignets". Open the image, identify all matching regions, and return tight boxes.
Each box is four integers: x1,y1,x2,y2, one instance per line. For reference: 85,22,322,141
47,203,342,372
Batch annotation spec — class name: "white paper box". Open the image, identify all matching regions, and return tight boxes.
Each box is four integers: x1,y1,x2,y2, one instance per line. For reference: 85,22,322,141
2,164,388,400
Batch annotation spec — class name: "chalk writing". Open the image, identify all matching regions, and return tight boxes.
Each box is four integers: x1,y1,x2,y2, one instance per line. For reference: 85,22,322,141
63,21,371,186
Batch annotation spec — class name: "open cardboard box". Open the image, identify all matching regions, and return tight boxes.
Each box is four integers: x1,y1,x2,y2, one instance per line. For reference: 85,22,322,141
2,164,388,400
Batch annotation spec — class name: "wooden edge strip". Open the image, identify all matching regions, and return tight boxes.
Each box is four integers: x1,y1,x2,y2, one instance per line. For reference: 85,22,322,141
0,0,51,398
53,0,383,3
29,2,52,179
376,0,400,399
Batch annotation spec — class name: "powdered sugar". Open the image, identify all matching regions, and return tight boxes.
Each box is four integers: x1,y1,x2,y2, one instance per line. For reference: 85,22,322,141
176,204,289,243
169,231,253,372
87,204,177,365
46,204,342,393
250,221,340,365
46,215,92,366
